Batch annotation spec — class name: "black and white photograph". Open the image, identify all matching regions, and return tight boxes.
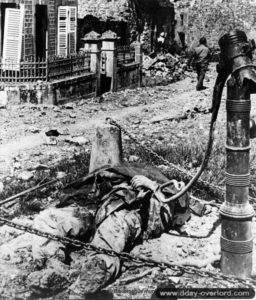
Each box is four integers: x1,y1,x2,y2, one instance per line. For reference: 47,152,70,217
0,0,256,299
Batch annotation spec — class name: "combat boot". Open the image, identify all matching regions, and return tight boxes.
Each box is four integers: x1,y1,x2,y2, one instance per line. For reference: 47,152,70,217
69,256,111,299
27,259,70,297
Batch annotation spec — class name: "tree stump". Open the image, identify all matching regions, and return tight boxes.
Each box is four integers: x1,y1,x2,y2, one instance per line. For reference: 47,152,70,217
89,123,122,172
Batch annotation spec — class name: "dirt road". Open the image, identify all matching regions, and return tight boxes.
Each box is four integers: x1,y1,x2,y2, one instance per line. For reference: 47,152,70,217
0,68,216,171
1,65,256,299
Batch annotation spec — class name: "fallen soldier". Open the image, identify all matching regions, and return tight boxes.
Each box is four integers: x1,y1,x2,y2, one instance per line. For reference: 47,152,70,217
27,162,191,298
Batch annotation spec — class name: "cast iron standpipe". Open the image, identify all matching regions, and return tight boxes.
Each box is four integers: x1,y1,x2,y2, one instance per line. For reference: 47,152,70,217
218,30,256,277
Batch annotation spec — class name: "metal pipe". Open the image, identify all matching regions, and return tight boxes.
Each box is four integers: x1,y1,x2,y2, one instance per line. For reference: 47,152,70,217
221,77,254,277
219,30,255,277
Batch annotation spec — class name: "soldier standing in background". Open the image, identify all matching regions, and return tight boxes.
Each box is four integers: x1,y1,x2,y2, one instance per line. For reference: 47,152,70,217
189,37,211,91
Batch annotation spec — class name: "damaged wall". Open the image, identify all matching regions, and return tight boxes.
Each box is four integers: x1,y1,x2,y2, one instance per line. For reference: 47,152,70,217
174,0,256,49
132,0,175,53
78,0,175,51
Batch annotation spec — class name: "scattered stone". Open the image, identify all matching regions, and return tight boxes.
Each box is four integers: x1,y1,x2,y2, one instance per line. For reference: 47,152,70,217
157,165,169,172
17,171,34,181
32,151,43,157
53,106,62,112
0,181,3,193
150,114,184,123
0,91,8,108
56,172,66,179
62,118,71,124
65,136,89,146
128,155,140,162
133,119,141,125
123,136,130,141
64,103,74,109
13,161,21,170
44,136,58,145
69,113,76,118
169,277,180,284
29,126,40,133
58,128,70,135
30,164,51,171
45,129,60,137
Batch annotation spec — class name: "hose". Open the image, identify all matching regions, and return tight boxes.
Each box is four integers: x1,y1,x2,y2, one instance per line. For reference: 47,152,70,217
162,71,230,202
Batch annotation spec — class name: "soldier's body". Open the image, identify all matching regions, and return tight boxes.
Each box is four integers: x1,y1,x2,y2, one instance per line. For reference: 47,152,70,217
28,163,191,298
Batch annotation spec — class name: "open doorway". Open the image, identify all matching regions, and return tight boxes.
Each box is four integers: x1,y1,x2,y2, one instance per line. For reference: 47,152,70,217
100,74,112,94
35,5,48,60
0,3,16,57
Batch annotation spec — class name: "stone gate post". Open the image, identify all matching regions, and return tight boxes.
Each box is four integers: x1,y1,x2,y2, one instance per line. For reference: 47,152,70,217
81,31,102,96
132,41,143,87
101,30,119,92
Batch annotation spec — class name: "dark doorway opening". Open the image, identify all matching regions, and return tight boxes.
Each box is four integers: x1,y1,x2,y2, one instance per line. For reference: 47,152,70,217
0,3,16,57
100,75,112,94
178,32,186,50
35,5,48,60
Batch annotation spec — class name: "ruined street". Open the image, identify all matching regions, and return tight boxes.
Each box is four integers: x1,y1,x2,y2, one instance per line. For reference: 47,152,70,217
1,63,256,299
0,66,214,170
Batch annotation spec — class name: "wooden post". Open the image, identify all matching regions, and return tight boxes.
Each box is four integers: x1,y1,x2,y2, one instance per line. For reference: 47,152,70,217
89,122,122,172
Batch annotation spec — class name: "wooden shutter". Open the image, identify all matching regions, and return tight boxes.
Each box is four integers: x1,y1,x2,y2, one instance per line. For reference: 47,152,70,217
58,6,77,56
68,6,77,54
2,6,24,71
57,6,69,56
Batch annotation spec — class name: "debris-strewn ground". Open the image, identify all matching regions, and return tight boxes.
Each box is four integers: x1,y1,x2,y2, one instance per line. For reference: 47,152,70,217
1,64,256,299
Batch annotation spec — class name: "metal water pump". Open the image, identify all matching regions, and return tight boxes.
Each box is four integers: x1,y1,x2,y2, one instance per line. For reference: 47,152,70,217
217,30,256,277
161,29,256,277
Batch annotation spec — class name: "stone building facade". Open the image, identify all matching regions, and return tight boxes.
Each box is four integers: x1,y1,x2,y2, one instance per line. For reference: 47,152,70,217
0,0,78,60
78,0,175,53
174,0,256,49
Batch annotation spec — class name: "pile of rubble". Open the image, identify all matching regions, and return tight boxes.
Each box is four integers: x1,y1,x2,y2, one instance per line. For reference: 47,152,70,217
142,53,189,86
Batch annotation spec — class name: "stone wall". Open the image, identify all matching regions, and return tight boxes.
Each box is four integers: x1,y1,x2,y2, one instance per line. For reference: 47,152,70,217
78,0,130,21
174,0,256,49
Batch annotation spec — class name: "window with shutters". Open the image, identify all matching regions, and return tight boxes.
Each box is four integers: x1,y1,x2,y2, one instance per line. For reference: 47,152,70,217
57,6,77,56
2,5,24,71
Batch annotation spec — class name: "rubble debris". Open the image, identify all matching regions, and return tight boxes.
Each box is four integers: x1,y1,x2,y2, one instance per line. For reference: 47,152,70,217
64,136,89,146
64,103,74,110
29,126,40,134
0,178,59,207
0,181,3,193
118,269,154,285
44,136,58,145
56,172,66,179
69,113,77,119
142,53,189,86
0,91,8,108
45,129,60,137
17,171,34,181
150,113,185,123
128,155,140,162
189,196,206,216
29,164,52,171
